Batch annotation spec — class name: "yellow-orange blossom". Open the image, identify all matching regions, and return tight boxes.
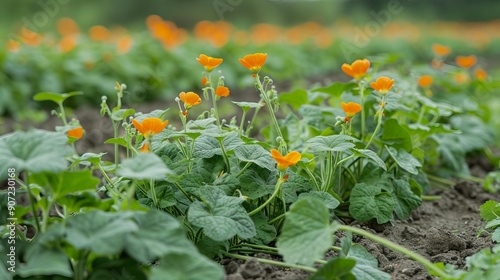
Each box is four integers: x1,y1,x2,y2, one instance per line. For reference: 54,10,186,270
132,117,168,138
341,59,370,80
270,149,301,170
370,76,394,95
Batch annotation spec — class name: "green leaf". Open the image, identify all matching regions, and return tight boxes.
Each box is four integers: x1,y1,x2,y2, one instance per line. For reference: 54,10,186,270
188,187,256,241
298,191,340,209
31,170,99,199
239,166,277,199
212,173,240,195
277,196,334,266
385,146,421,175
66,211,138,255
352,149,387,171
0,130,72,180
309,258,356,280
196,237,228,259
76,152,107,165
0,262,10,280
57,192,109,213
232,101,264,111
193,136,221,158
125,210,195,263
492,228,500,243
234,144,275,171
18,244,73,278
450,115,495,152
313,82,355,97
480,200,500,222
111,108,135,121
386,179,421,220
484,172,500,193
307,135,358,153
117,153,174,180
279,89,308,110
137,183,176,208
349,183,394,224
104,137,128,147
150,252,224,280
346,244,391,280
381,119,412,152
248,213,277,245
33,91,82,104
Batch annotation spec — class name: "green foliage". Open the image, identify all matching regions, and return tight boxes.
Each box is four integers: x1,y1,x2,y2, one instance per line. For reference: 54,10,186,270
0,130,72,180
117,153,174,180
349,183,394,224
277,197,335,266
188,187,256,241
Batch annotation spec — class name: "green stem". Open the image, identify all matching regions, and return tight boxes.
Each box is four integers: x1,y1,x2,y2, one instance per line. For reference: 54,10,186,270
245,97,264,136
236,162,252,178
24,171,41,235
58,102,68,126
221,252,317,273
74,251,90,280
41,200,54,233
364,95,385,149
322,151,333,192
255,75,284,147
218,138,231,173
421,195,441,201
234,243,278,251
304,167,320,191
149,178,158,208
336,224,452,279
268,213,286,224
96,164,121,197
358,81,366,141
416,106,426,124
173,182,194,202
239,109,248,137
426,174,455,188
113,122,119,169
248,179,284,216
456,173,484,184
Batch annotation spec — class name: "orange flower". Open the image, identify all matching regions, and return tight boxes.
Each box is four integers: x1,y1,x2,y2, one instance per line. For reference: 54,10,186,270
475,68,487,81
432,44,451,57
57,17,79,37
341,59,370,80
89,25,110,41
179,92,202,109
59,36,77,53
455,55,477,68
270,149,301,171
201,77,208,86
370,76,394,95
7,40,21,53
67,127,84,139
140,142,150,153
132,117,168,138
340,102,362,120
417,75,433,88
117,35,133,54
454,72,470,84
239,53,267,73
196,54,223,72
215,86,230,97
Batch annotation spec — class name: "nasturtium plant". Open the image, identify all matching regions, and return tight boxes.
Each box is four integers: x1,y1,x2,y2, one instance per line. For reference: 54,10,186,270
0,130,72,180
